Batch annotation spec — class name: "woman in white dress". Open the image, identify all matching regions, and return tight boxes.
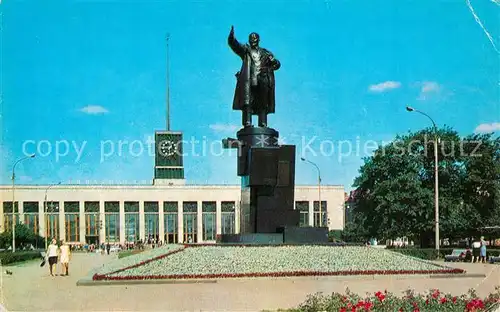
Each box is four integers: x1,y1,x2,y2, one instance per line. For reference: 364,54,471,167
59,240,71,276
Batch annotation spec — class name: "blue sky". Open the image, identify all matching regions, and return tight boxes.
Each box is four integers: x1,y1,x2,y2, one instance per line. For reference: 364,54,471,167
1,0,499,190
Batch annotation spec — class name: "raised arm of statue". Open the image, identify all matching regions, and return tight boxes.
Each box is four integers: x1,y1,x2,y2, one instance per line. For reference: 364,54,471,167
228,25,245,58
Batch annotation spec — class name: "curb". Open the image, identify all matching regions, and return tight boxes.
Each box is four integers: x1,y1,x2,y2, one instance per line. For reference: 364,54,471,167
77,272,484,286
76,278,217,286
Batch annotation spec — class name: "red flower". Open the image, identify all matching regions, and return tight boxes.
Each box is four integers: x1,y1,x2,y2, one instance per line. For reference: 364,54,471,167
452,296,457,303
340,308,347,312
375,291,386,302
440,297,447,304
432,289,440,299
364,301,373,310
466,299,485,310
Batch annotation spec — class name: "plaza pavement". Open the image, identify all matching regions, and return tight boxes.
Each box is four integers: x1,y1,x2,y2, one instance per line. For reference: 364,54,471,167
1,252,499,311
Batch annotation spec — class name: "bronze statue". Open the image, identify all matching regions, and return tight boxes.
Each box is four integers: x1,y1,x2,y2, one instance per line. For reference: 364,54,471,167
228,26,280,128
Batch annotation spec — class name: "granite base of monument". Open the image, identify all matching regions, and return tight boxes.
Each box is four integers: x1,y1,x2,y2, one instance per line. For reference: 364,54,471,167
217,227,329,245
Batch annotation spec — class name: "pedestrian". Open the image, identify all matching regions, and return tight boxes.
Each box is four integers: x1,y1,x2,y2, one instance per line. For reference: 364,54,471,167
46,239,59,276
471,238,481,263
106,242,110,255
480,236,487,263
59,240,71,276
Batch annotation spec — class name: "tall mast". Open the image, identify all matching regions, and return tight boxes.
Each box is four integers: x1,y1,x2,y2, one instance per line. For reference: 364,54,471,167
166,33,171,131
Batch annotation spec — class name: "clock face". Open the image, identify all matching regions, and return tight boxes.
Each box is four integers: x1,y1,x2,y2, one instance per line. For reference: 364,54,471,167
159,140,176,157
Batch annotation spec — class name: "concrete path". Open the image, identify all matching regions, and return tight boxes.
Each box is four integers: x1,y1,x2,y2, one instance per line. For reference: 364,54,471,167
1,253,499,311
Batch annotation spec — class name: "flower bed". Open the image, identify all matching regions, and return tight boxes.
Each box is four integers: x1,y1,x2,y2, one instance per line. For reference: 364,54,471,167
89,244,185,278
93,245,465,281
279,288,500,311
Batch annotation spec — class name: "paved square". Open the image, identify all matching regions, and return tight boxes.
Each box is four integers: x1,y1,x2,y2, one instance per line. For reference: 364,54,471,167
2,253,499,311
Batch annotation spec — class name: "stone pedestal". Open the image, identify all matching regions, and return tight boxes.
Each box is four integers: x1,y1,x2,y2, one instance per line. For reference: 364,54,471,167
233,127,300,234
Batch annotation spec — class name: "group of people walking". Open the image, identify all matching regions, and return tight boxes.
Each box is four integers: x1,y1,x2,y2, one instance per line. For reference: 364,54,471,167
45,239,71,276
471,236,488,263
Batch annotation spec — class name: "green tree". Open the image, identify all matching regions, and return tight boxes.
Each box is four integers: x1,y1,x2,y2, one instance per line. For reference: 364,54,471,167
462,133,500,229
0,223,44,250
351,127,488,246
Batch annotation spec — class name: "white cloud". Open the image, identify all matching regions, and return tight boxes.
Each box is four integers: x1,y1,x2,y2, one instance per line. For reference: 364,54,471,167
421,81,440,93
209,123,239,133
475,122,500,133
368,81,401,93
418,81,441,100
80,105,109,115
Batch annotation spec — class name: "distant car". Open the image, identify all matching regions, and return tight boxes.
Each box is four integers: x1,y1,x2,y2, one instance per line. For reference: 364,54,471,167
445,249,471,262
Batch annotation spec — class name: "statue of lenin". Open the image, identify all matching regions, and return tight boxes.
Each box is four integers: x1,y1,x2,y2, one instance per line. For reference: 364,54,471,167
228,26,281,128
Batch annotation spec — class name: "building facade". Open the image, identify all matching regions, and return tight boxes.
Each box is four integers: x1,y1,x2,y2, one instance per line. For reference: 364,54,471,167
0,184,345,245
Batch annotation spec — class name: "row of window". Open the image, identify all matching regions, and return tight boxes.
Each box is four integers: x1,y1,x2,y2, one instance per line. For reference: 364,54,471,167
2,201,238,213
1,200,326,213
3,211,236,244
2,200,327,243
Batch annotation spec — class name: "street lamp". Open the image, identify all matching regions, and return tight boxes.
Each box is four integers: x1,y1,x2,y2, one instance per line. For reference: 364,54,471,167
11,154,36,253
44,182,61,250
406,105,440,252
300,157,323,227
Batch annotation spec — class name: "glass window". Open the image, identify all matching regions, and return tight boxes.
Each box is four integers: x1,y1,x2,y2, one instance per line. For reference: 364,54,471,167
296,201,309,227
313,201,327,227
202,202,216,241
145,202,159,242
164,201,178,244
125,213,139,242
124,201,139,213
84,202,100,245
183,202,197,243
221,201,235,234
105,213,119,243
85,213,99,236
64,202,79,242
23,202,38,213
163,201,178,213
104,202,119,213
46,214,59,241
65,214,79,242
84,202,99,213
22,202,39,234
2,202,17,232
24,214,39,235
104,202,120,243
164,212,178,244
45,201,59,240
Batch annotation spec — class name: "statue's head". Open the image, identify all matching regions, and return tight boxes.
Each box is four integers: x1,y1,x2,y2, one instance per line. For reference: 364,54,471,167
248,32,260,48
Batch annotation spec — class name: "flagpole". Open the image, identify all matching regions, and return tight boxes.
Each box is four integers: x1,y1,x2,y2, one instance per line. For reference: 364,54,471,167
166,33,171,131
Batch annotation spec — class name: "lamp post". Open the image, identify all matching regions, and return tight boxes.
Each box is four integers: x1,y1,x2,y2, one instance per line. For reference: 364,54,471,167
406,106,440,252
300,157,322,226
11,154,36,253
44,182,61,250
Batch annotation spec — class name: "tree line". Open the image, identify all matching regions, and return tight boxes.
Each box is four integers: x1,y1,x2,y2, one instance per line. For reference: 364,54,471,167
343,127,500,247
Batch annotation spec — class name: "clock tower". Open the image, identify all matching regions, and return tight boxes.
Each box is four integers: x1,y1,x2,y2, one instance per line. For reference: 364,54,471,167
153,34,186,186
153,131,186,185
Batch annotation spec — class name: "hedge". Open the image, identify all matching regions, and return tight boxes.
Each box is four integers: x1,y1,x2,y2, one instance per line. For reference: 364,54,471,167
390,248,500,260
0,251,42,265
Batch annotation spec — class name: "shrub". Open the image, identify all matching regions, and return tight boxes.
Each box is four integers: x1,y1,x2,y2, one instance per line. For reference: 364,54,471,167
282,287,500,312
389,248,442,260
390,247,500,260
0,251,42,265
